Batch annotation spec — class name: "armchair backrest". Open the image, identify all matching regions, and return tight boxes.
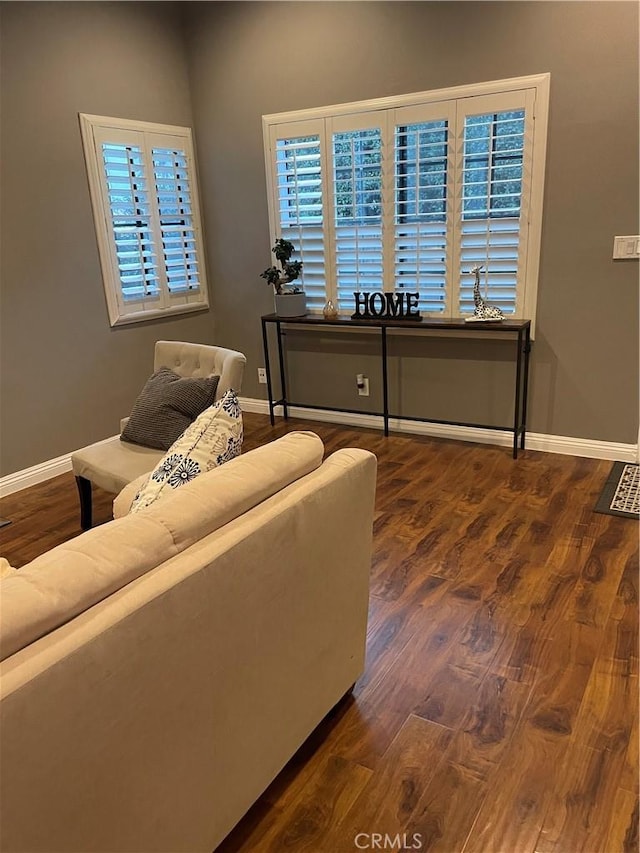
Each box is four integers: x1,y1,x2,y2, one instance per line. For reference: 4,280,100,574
154,341,246,401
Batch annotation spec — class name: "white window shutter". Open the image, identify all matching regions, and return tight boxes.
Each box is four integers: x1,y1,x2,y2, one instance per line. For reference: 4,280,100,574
152,147,199,294
328,112,388,312
268,120,327,312
454,90,535,316
393,102,456,315
100,140,161,307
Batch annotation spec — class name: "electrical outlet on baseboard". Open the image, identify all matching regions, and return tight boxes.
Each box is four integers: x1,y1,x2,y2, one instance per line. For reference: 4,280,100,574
257,368,267,384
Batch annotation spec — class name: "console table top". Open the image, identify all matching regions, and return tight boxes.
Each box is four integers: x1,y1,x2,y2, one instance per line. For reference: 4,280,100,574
261,314,531,332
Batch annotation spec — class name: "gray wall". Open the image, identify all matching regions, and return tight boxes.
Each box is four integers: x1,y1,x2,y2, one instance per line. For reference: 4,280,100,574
184,0,639,444
1,2,638,477
0,2,215,476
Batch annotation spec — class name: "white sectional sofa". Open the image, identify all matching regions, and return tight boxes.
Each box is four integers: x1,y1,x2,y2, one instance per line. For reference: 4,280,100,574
0,431,377,853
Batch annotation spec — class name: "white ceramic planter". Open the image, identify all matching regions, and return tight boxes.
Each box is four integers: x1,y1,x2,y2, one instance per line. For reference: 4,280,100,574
274,292,307,318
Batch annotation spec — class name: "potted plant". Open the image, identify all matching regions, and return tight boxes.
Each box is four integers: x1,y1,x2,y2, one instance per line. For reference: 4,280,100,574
260,237,307,318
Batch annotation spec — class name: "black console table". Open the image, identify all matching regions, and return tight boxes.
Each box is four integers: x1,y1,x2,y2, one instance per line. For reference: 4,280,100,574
261,314,532,459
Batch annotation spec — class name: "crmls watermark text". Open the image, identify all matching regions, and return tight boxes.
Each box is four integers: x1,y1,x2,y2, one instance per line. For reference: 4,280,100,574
354,833,423,850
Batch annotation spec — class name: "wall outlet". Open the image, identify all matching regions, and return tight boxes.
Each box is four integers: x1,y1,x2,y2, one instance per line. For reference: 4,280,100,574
257,367,267,384
356,373,370,396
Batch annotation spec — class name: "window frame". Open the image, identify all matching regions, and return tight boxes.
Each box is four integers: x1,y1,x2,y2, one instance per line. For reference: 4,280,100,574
262,73,549,331
80,113,209,327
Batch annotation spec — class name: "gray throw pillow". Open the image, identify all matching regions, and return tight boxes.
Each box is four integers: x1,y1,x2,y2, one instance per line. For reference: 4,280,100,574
121,367,220,450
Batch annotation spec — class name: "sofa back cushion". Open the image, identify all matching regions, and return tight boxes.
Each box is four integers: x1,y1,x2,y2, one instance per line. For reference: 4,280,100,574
0,431,324,661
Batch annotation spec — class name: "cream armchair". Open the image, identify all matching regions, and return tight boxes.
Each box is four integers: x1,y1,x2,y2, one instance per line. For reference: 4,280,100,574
71,341,246,530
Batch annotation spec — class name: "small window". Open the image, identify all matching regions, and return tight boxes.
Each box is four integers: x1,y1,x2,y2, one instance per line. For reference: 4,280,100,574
80,114,209,326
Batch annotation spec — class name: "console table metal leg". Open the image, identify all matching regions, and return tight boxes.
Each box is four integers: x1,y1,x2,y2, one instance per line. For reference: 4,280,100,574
381,326,389,436
276,320,288,420
261,319,275,426
520,325,531,450
513,328,524,459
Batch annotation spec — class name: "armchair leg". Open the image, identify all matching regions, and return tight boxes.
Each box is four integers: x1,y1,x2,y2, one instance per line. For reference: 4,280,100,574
75,476,93,530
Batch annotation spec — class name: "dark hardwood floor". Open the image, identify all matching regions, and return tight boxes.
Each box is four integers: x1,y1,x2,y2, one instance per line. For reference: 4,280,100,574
1,414,638,852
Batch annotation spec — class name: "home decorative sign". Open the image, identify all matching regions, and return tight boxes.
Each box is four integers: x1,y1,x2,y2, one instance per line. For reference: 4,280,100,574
351,291,422,321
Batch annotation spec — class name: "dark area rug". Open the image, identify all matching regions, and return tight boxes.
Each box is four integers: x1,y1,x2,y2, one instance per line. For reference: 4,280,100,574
594,462,639,519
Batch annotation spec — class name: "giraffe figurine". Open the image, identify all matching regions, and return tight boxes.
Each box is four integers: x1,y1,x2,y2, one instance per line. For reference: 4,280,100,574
464,265,504,322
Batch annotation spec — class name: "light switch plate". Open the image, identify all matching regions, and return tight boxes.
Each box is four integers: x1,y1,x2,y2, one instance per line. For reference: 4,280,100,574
613,236,640,259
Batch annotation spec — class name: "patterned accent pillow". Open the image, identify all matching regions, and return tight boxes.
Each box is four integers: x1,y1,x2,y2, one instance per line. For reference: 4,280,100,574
129,389,243,513
121,367,220,451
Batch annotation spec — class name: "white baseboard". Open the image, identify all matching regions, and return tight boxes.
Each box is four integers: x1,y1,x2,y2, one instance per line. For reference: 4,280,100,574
0,435,120,499
524,433,637,462
239,396,639,462
1,405,636,499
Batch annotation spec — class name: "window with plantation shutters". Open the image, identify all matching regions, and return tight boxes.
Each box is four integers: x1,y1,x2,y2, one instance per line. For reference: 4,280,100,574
263,74,548,332
80,115,208,326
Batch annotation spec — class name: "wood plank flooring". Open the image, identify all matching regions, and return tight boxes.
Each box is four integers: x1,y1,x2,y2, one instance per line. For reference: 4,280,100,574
1,414,637,852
